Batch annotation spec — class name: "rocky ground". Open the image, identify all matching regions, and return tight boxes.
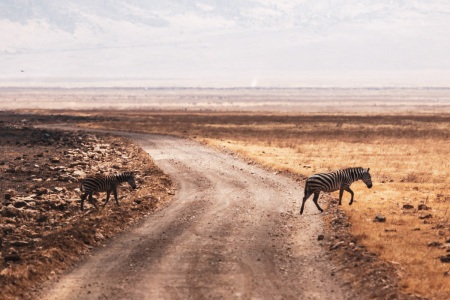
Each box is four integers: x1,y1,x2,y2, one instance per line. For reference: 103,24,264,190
323,201,418,299
0,113,173,300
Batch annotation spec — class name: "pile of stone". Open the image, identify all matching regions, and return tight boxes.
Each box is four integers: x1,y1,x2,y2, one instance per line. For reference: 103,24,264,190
0,129,139,266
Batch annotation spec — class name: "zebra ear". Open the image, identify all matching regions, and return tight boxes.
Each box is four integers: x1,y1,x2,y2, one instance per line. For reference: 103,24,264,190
367,168,370,172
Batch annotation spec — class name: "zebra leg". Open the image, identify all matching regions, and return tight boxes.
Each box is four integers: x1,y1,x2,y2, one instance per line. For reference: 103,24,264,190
339,188,344,205
89,194,99,209
113,189,120,206
80,192,89,211
300,191,313,215
346,187,355,205
312,192,324,213
103,191,111,208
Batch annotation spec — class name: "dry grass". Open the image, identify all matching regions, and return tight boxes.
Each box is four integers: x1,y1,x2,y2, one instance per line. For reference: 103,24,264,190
192,115,450,299
31,109,450,299
203,138,450,298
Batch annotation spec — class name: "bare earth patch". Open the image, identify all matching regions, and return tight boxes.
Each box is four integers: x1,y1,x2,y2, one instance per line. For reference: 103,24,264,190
0,114,173,300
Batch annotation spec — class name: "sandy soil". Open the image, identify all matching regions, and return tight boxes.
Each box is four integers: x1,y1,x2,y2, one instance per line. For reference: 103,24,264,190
39,131,344,299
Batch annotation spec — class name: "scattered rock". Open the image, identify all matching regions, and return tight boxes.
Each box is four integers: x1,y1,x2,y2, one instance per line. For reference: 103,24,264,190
1,224,15,234
69,161,88,168
419,214,432,219
418,204,431,210
13,199,29,208
50,200,67,211
72,170,86,178
402,204,414,209
5,167,16,173
58,174,73,182
432,223,445,229
427,241,443,248
373,215,386,223
35,187,49,196
50,157,61,163
1,206,21,218
317,234,325,241
94,232,105,241
53,187,65,193
4,254,21,263
10,240,30,247
330,241,345,250
440,255,450,263
5,189,16,200
36,215,48,223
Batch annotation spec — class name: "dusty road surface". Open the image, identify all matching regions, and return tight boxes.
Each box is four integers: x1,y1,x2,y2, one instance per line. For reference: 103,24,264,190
41,132,344,299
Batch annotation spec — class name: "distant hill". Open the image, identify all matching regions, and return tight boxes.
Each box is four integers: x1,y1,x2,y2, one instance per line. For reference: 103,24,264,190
1,1,450,87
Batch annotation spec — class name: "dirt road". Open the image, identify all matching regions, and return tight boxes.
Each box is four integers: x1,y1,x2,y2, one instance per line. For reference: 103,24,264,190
41,132,344,299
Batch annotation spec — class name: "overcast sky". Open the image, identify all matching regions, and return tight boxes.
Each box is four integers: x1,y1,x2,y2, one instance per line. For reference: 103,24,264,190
1,0,450,87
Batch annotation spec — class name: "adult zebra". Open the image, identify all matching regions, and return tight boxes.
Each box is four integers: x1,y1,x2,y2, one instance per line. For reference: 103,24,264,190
300,167,372,215
80,172,137,211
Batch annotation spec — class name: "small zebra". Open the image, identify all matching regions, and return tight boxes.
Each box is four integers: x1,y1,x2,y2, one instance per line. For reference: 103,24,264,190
300,167,372,215
80,172,137,211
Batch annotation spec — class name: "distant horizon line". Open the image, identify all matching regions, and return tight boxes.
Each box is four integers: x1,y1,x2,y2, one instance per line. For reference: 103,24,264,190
1,86,450,90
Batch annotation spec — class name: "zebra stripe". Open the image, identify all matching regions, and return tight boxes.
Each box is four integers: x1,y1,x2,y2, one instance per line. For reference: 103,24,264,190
80,172,137,210
300,167,372,215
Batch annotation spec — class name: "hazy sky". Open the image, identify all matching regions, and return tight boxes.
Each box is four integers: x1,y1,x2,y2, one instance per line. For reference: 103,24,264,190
1,0,450,87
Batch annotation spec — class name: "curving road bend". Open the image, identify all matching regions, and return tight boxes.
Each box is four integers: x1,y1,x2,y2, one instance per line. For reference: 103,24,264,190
41,132,344,300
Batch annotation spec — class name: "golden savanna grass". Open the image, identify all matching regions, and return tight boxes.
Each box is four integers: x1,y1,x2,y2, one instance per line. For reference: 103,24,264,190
66,111,450,299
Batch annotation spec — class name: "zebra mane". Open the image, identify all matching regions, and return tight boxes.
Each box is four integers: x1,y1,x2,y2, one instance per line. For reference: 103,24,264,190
341,167,370,180
342,167,368,172
117,171,134,178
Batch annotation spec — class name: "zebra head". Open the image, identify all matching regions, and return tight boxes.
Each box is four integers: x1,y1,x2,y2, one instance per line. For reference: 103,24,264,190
361,168,372,189
121,172,137,189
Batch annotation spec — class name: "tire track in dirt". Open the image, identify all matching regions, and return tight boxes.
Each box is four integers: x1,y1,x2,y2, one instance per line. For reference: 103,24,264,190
40,131,345,299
